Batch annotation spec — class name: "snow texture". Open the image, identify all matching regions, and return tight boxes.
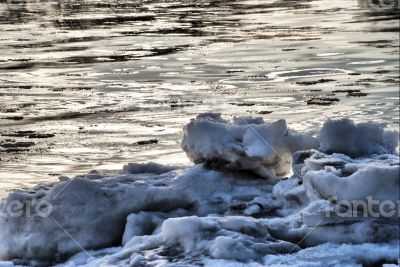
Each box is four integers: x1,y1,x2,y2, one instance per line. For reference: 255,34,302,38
0,114,398,266
182,113,319,179
319,118,398,157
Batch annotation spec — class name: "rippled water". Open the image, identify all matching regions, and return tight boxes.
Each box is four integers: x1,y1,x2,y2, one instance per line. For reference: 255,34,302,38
0,0,399,194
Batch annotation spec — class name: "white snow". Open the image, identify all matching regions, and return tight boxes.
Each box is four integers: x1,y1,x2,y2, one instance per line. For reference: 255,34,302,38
303,153,399,204
263,241,400,266
182,113,318,179
0,114,398,266
122,162,180,174
319,118,398,157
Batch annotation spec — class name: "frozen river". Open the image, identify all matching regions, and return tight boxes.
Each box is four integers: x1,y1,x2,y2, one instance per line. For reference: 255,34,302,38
0,0,399,194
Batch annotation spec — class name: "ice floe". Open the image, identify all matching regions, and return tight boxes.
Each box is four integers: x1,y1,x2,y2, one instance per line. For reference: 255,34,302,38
0,113,398,266
182,113,319,180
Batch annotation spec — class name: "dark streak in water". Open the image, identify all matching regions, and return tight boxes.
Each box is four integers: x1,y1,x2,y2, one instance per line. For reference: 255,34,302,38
1,106,141,126
55,16,156,30
2,131,55,138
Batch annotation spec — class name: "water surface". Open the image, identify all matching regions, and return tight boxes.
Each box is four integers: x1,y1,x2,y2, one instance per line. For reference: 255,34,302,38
0,0,399,194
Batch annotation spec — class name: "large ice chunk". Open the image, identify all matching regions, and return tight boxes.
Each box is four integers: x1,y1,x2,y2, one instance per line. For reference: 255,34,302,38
182,113,318,179
0,165,278,262
319,118,398,157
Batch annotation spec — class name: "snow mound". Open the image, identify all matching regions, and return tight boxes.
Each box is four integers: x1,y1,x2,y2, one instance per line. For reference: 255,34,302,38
122,162,180,174
265,150,399,248
53,216,299,267
302,152,399,212
264,241,399,266
182,113,318,179
182,114,398,179
132,216,297,262
0,114,399,266
0,165,279,262
319,118,398,157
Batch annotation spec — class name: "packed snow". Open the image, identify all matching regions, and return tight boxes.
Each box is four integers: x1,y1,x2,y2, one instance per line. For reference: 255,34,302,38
319,118,398,157
182,113,319,179
0,113,398,267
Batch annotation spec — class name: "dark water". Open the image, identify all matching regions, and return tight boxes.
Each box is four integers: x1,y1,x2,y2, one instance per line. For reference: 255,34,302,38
0,0,399,194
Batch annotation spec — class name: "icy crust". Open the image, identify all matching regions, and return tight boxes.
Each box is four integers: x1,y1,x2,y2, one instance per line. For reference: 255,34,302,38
263,241,400,267
131,216,297,262
182,113,319,179
122,162,180,175
302,152,400,204
53,215,299,267
0,114,399,266
319,118,398,157
0,165,282,262
54,240,400,267
202,241,400,267
181,114,397,179
265,150,399,249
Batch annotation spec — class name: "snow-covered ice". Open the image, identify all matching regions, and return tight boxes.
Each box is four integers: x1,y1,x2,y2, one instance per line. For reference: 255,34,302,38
0,113,398,266
182,113,319,179
319,118,398,157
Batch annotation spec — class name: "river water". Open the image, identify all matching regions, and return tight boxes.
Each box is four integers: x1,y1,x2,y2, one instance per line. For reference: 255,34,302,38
0,0,399,194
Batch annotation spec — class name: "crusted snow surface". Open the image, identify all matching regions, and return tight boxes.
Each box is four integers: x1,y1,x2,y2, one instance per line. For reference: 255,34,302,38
319,118,398,157
0,114,398,267
182,113,319,179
